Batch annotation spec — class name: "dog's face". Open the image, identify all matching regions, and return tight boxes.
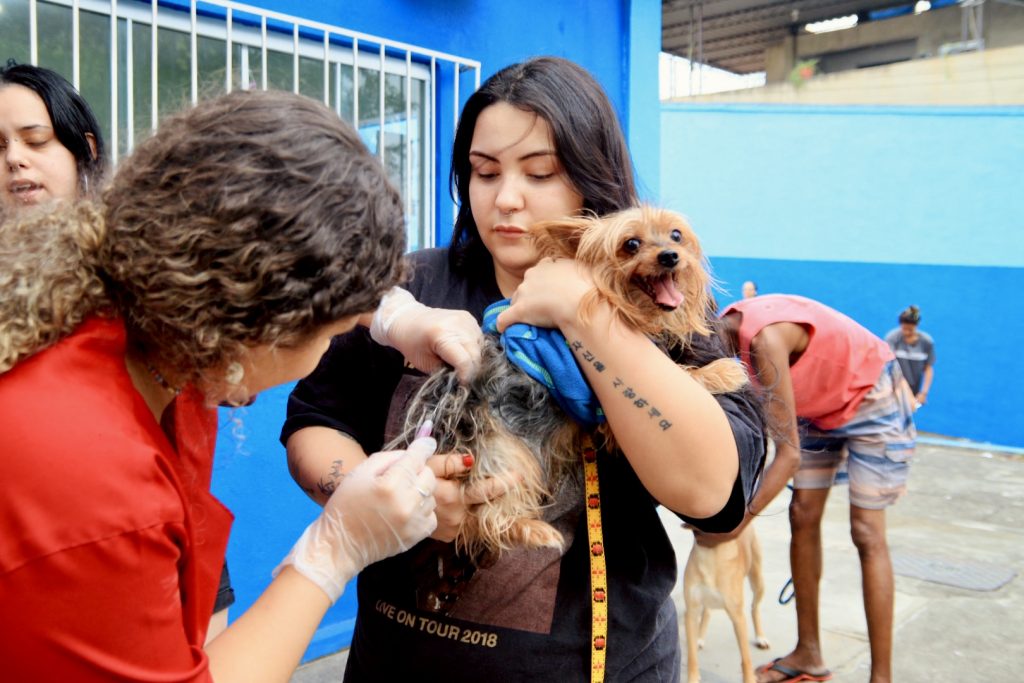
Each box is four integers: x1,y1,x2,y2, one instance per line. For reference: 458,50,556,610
531,206,712,339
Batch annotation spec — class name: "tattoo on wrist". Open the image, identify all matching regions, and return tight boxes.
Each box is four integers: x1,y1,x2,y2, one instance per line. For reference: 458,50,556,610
317,458,346,497
569,339,672,431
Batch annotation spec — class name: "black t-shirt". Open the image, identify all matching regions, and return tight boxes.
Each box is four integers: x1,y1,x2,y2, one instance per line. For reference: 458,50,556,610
282,248,765,682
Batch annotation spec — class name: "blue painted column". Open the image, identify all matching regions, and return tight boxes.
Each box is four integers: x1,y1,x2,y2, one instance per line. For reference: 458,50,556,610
627,0,662,202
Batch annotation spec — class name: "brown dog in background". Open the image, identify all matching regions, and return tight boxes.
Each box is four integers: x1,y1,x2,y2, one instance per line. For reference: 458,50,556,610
683,523,770,683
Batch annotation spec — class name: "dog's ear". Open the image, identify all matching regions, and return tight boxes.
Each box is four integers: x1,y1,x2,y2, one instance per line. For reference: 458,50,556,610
529,216,594,258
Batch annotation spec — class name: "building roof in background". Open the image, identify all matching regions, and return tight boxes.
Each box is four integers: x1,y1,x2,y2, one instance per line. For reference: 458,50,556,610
662,0,933,74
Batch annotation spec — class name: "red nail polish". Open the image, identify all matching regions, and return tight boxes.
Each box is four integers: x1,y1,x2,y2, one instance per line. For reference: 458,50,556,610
462,453,475,468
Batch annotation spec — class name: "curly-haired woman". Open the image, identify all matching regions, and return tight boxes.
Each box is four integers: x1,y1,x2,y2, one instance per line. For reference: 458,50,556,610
0,89,472,682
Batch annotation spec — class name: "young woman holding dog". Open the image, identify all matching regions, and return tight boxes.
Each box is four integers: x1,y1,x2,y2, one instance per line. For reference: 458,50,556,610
283,56,766,681
0,89,460,682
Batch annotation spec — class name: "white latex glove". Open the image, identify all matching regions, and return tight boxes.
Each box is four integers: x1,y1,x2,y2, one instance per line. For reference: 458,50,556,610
369,287,482,383
275,433,438,602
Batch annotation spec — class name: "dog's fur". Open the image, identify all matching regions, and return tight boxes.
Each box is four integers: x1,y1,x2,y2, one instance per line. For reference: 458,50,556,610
393,206,749,561
683,525,770,683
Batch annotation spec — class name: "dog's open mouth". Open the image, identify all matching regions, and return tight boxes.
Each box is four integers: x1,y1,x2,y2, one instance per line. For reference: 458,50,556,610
635,272,685,311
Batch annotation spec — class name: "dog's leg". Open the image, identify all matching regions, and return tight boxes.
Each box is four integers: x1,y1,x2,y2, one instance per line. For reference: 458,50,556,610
723,596,756,683
683,597,703,683
748,531,770,650
696,606,711,649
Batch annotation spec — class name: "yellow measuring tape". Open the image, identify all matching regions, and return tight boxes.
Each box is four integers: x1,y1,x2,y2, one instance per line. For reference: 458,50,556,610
582,435,607,683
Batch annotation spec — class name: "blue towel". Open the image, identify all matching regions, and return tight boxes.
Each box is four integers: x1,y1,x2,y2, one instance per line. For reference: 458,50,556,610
482,299,605,428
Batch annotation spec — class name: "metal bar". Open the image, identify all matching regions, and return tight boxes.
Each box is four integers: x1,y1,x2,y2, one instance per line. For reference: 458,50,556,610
195,0,480,68
226,7,232,93
151,0,158,132
454,61,458,227
29,0,38,65
977,2,985,49
110,0,118,160
352,37,359,127
72,0,80,88
126,17,134,151
698,0,704,93
378,43,385,161
260,15,267,90
405,50,412,229
429,56,435,246
688,4,695,95
190,0,198,104
322,31,330,106
60,0,479,74
240,44,249,89
293,23,300,94
474,64,479,90
334,60,341,116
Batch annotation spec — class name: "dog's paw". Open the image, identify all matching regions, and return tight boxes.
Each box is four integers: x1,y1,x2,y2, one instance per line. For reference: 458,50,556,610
754,636,770,650
697,638,705,650
509,519,564,551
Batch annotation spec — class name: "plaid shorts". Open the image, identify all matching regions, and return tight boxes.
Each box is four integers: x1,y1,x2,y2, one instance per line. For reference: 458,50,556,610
793,361,917,509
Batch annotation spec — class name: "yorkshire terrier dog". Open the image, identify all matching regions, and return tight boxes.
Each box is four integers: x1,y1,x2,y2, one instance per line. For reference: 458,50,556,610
392,205,748,564
394,339,578,561
530,205,748,395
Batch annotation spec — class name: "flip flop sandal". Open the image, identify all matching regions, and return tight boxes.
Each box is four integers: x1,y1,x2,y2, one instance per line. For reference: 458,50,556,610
756,658,833,683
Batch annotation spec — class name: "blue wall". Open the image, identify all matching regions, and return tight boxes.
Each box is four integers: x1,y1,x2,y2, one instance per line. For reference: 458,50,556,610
208,0,662,663
661,102,1024,448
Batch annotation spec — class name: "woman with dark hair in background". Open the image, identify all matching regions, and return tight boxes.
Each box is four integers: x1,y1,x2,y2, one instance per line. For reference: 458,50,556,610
0,61,107,211
885,305,935,409
284,56,765,681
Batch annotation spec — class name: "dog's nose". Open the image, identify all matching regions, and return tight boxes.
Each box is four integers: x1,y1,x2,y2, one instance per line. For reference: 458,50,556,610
658,250,679,268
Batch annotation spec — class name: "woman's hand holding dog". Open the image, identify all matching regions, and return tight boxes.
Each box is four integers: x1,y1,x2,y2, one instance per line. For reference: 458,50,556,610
425,452,520,542
497,258,593,332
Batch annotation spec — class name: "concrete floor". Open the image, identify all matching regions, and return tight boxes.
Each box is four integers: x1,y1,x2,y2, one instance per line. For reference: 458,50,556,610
293,439,1024,682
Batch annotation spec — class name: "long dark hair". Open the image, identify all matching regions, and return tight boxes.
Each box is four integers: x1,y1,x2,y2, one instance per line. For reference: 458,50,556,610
448,57,637,276
0,60,107,196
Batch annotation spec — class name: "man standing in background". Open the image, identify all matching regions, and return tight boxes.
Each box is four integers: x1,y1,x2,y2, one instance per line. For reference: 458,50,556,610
886,305,935,409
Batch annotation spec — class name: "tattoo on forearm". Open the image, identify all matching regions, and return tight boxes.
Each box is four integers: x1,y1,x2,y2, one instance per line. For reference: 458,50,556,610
569,339,673,431
317,458,346,497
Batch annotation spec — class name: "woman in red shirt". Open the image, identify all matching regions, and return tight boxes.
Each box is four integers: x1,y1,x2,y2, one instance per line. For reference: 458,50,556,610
0,89,461,682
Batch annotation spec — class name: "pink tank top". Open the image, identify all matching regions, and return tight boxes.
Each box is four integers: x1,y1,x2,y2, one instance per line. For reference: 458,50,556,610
723,294,893,430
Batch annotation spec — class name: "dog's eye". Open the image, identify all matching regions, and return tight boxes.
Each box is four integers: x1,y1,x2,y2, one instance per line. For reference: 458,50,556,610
623,238,642,254
670,229,683,243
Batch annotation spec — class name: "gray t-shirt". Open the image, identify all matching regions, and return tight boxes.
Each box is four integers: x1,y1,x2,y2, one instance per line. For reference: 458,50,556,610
886,329,935,394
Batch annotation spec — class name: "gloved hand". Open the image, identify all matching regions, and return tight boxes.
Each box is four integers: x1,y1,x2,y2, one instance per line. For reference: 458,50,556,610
275,434,438,602
370,287,482,383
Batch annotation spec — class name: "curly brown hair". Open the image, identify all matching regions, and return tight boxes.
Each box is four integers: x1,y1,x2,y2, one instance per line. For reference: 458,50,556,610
100,89,407,391
1,90,406,394
0,203,110,372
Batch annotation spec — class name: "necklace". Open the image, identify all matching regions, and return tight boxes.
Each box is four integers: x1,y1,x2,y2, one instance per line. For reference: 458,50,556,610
145,362,181,395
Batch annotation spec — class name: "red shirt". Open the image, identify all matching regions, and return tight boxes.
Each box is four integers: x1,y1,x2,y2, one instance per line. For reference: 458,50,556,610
723,295,893,430
0,317,232,681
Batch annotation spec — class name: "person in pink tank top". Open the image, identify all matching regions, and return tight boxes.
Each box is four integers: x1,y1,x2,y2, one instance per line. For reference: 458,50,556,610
710,294,916,683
